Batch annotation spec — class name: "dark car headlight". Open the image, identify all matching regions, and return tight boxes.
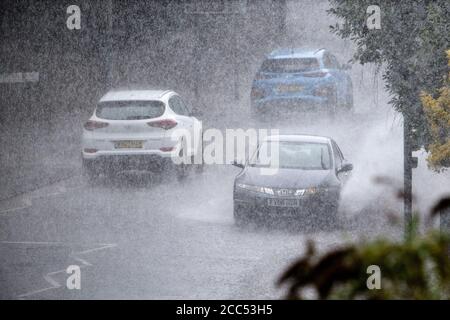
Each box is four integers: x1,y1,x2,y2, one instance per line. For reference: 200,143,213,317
236,183,274,195
295,187,332,196
294,187,318,196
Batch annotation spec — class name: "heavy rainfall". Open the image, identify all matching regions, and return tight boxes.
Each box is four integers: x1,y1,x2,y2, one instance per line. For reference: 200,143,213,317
0,0,449,300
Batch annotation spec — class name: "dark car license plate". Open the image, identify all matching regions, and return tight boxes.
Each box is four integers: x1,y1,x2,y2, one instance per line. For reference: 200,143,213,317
267,198,299,207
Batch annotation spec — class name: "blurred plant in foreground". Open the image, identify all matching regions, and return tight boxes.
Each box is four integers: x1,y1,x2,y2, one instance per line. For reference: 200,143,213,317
421,50,450,171
278,196,450,300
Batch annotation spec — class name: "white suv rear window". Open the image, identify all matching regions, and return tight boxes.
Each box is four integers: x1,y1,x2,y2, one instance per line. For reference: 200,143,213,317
96,100,165,120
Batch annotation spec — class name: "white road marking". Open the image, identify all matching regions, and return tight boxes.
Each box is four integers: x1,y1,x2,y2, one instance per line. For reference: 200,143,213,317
1,241,64,245
0,241,117,299
0,184,69,215
0,205,31,214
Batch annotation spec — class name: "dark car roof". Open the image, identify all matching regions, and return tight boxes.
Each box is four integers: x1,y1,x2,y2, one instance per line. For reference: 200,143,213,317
264,134,332,144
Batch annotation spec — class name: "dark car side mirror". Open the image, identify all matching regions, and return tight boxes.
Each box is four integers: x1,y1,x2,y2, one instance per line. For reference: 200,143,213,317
232,160,245,169
338,163,353,174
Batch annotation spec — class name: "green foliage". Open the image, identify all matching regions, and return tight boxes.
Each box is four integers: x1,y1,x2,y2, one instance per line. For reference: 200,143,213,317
278,197,450,300
328,0,449,155
421,50,450,170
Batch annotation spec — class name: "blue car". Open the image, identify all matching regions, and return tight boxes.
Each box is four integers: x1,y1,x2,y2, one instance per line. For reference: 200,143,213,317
250,48,353,119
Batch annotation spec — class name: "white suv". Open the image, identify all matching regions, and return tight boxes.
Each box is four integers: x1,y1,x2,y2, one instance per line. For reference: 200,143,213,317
81,89,203,180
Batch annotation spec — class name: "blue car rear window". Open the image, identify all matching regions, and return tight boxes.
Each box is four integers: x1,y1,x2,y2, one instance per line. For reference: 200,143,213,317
260,58,320,73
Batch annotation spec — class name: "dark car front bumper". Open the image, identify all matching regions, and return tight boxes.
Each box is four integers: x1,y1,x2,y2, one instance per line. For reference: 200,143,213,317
234,189,339,219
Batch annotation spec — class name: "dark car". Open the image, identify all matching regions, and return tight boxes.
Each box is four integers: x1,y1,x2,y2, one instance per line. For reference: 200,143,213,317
250,48,353,119
232,135,353,227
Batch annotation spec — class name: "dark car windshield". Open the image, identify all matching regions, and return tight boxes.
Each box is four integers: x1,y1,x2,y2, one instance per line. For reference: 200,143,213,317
260,58,320,73
96,100,165,120
251,141,332,170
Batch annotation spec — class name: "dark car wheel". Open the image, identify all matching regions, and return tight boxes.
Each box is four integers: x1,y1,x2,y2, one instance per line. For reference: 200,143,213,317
317,201,339,230
234,204,253,227
176,163,187,181
175,145,189,181
195,159,204,174
195,134,204,174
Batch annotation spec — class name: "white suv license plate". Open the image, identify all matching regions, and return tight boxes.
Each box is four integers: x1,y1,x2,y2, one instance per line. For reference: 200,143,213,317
114,140,144,149
267,198,299,207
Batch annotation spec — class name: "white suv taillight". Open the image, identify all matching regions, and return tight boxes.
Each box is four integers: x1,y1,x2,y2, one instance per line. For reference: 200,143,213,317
147,119,177,130
84,120,109,131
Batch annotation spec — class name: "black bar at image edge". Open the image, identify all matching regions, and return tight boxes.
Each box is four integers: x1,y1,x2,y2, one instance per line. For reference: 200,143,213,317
0,300,448,318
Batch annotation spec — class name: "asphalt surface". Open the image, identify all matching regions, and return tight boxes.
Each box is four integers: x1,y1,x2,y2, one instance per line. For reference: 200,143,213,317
0,167,354,300
1,114,446,300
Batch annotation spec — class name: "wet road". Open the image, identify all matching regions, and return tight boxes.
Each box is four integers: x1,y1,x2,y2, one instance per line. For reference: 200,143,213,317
2,114,440,300
0,166,357,300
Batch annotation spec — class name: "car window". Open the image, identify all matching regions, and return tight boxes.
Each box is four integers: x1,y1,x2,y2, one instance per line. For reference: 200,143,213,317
260,58,320,73
251,141,332,170
178,97,191,116
168,96,181,114
336,142,345,159
330,54,340,69
169,96,189,116
96,100,165,120
323,53,340,69
331,141,343,169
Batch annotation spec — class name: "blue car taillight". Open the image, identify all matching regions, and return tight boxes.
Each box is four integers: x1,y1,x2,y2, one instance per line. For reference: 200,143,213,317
251,87,266,100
